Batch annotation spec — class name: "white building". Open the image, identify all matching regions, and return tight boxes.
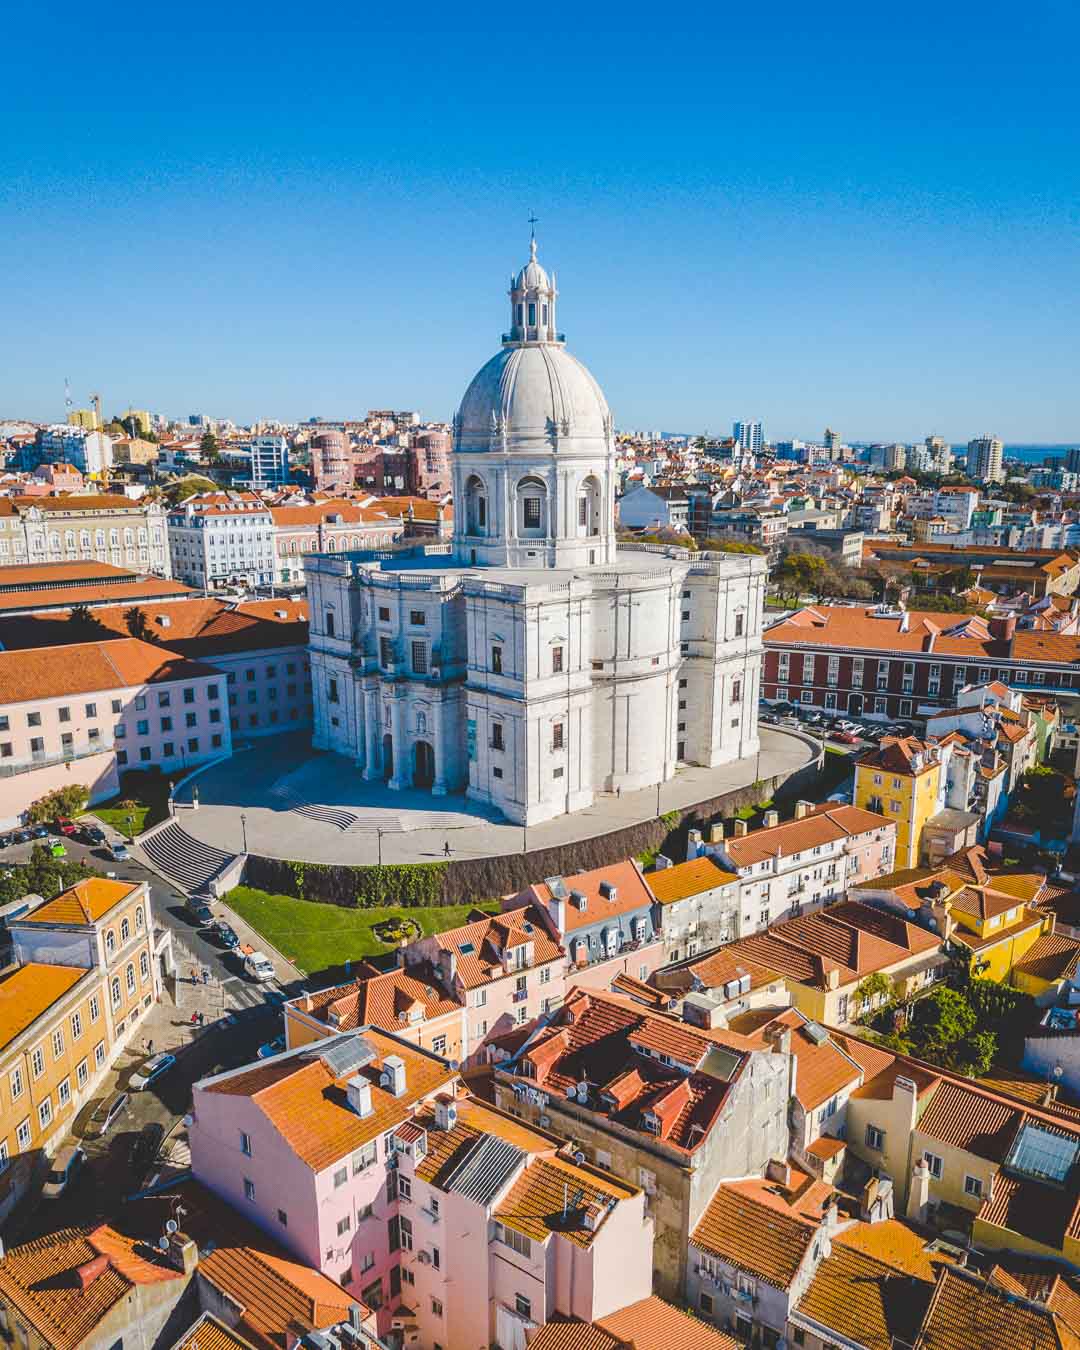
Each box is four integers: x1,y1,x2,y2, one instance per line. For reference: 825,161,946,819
167,492,276,590
967,435,1004,484
306,239,764,825
249,435,290,489
733,420,764,452
38,427,114,476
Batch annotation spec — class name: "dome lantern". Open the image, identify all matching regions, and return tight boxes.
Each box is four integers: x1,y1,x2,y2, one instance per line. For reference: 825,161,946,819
505,235,561,346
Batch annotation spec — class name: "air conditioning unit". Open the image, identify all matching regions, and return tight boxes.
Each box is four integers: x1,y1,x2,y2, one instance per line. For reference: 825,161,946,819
417,1251,432,1265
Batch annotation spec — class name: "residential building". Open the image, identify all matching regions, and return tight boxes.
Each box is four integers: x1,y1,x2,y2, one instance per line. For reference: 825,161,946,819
31,461,83,491
0,878,164,1223
853,738,945,869
0,494,171,576
307,239,765,825
406,429,451,498
36,426,114,476
733,420,764,453
662,901,945,1028
310,429,354,491
493,986,791,1297
270,499,404,586
617,483,690,533
703,802,896,934
528,1295,739,1350
0,560,191,618
67,407,101,431
645,854,739,963
850,844,1050,982
0,638,229,825
403,904,567,1061
168,493,276,590
111,435,159,465
967,434,1004,483
249,434,290,489
687,1164,838,1343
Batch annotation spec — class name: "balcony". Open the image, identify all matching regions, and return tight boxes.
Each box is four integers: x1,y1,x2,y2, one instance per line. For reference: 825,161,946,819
420,1204,440,1224
0,739,114,780
512,989,528,1003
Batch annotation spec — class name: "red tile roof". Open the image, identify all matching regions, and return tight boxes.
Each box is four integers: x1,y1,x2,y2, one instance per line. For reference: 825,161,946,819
523,859,654,932
721,805,893,868
0,637,222,702
420,905,563,990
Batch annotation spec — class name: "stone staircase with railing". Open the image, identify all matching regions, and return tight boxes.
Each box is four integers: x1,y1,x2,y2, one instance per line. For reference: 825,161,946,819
137,820,236,894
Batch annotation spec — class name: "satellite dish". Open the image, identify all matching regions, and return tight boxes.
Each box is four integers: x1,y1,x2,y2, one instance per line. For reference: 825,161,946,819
165,1219,178,1234
157,1236,169,1251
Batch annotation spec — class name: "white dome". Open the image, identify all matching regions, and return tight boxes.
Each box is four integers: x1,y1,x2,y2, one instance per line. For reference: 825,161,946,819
456,343,610,453
514,256,551,291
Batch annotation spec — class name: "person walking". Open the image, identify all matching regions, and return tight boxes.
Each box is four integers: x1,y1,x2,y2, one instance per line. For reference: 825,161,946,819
443,840,452,858
147,1039,154,1056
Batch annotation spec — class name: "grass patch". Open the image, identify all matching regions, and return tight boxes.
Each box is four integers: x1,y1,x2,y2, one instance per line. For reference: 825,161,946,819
89,770,174,838
735,797,774,821
223,884,502,976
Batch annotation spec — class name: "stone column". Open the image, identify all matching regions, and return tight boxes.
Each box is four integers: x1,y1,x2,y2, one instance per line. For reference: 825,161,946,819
389,690,409,791
431,697,447,795
362,682,380,781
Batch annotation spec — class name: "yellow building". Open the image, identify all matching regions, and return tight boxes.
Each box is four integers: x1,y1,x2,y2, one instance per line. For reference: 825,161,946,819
853,737,943,869
67,407,100,430
123,408,153,435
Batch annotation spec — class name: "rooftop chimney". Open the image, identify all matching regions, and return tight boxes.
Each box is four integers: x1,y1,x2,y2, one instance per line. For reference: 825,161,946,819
434,1094,458,1132
766,1158,791,1188
733,820,749,837
166,1232,199,1277
653,854,673,870
794,800,814,820
382,1054,407,1097
709,821,725,843
763,809,780,828
347,1074,373,1118
76,1255,112,1289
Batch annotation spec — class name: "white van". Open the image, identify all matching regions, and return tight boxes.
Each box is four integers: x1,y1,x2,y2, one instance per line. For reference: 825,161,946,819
243,951,275,982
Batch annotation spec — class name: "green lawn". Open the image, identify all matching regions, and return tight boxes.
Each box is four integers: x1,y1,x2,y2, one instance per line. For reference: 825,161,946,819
92,801,151,837
223,885,502,976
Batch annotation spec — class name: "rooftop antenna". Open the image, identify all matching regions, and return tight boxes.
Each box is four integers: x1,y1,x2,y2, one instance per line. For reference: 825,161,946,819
64,377,72,411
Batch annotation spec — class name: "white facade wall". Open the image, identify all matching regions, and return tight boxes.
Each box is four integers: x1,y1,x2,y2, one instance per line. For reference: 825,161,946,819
168,508,276,589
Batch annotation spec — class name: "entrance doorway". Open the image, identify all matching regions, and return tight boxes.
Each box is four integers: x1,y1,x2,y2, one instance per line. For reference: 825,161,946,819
848,693,863,717
382,734,393,781
413,740,435,789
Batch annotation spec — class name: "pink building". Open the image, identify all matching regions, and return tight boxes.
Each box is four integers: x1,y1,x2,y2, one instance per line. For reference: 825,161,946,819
0,637,230,827
33,462,84,492
311,430,354,492
406,430,451,500
189,1029,653,1345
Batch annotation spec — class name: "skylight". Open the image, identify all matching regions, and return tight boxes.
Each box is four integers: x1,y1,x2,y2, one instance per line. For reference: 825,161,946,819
1004,1121,1080,1187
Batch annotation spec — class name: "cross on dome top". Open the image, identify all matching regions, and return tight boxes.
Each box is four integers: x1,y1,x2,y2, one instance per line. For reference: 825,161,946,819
507,232,561,346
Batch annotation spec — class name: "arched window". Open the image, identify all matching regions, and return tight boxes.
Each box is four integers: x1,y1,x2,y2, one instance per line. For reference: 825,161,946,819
327,538,336,552
110,977,121,1007
135,906,144,930
516,476,547,538
48,530,61,551
120,918,130,942
64,529,75,549
80,529,91,548
464,475,488,536
105,931,116,956
579,475,603,537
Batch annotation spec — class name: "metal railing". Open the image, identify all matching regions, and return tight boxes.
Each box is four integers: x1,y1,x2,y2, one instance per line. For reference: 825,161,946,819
0,740,113,780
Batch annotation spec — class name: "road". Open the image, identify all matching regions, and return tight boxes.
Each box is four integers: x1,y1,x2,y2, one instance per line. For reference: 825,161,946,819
0,829,304,1243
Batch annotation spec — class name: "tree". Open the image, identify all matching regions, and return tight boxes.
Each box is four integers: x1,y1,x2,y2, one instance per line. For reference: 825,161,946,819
200,429,220,461
0,844,96,908
772,551,836,604
855,972,893,1015
26,784,90,824
164,476,217,505
954,1029,998,1077
910,985,976,1056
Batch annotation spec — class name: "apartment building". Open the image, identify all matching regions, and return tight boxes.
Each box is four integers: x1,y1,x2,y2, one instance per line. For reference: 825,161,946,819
249,434,290,490
0,878,162,1223
645,854,739,963
703,803,896,935
0,494,171,576
0,639,230,828
493,986,791,1297
665,901,944,1028
167,493,275,590
853,738,946,869
514,860,664,989
402,905,567,1062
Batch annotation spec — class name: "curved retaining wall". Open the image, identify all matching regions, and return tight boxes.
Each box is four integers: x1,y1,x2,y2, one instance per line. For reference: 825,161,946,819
242,737,827,907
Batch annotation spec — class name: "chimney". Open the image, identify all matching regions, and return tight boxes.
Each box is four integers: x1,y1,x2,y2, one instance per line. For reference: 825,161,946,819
766,1158,791,1188
76,1255,112,1289
440,948,457,983
794,799,814,820
434,1093,458,1132
349,1304,366,1332
166,1232,199,1277
906,1157,931,1223
686,829,703,861
347,1074,373,1117
550,893,566,934
382,1054,407,1097
733,819,749,837
763,809,780,828
653,854,673,870
709,821,725,843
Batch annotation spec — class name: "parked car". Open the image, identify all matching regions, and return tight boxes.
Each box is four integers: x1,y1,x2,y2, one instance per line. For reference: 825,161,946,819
49,840,67,858
29,825,50,839
12,830,31,844
190,904,216,928
129,1052,177,1091
42,1145,85,1200
81,824,107,846
128,1121,165,1172
831,729,860,745
54,818,78,836
243,951,276,982
214,921,240,949
257,1035,285,1060
87,1091,129,1138
110,842,130,861
0,835,12,850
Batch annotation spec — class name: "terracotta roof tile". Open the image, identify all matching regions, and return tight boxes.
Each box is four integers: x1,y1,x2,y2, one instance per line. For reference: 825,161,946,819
1013,932,1080,984
721,805,892,868
527,1298,740,1350
796,1244,935,1350
526,860,654,932
0,637,221,702
690,1181,822,1288
913,1267,1080,1350
0,963,89,1053
645,856,736,904
494,1156,636,1249
424,905,563,990
20,878,139,926
174,1314,260,1350
916,1078,1023,1161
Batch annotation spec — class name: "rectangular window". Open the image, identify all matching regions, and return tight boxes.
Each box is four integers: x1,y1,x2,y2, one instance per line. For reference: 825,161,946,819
411,641,428,674
410,610,426,626
57,1078,71,1109
491,645,503,674
924,1151,944,1180
334,1166,348,1188
95,1041,105,1067
240,1132,252,1156
9,1067,22,1101
76,1059,88,1089
337,1215,351,1236
963,1174,983,1198
380,636,393,667
515,1293,530,1319
865,1124,885,1151
552,722,564,749
278,1208,288,1226
731,679,741,705
523,498,541,529
51,1029,64,1059
328,677,339,704
243,1177,256,1202
16,1119,30,1150
30,1047,44,1079
38,1098,52,1130
552,645,564,673
491,723,504,751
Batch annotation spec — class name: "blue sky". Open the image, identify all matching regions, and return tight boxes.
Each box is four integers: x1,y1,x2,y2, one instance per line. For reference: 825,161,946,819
3,1,1078,442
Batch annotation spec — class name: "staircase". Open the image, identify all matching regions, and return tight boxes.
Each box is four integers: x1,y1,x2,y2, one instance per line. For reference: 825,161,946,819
138,821,235,894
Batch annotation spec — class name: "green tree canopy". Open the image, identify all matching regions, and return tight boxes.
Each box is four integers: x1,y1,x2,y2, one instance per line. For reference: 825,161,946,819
26,784,90,824
200,429,220,460
911,985,976,1054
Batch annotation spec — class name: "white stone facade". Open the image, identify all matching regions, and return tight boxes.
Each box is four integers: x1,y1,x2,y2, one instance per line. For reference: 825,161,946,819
307,241,764,824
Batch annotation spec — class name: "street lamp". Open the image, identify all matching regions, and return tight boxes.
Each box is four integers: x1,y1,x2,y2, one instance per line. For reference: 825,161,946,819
126,813,134,843
377,827,384,867
240,812,248,853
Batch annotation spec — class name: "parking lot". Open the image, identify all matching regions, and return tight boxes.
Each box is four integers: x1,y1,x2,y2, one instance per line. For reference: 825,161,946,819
759,699,924,749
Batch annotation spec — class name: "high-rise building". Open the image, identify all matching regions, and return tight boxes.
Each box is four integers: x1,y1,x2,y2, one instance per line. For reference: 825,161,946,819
122,408,153,435
967,435,1004,484
67,408,100,431
1065,448,1080,474
732,420,764,452
249,435,290,490
310,429,353,491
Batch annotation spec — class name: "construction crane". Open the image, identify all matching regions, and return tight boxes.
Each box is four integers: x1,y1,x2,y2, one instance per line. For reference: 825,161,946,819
89,392,102,429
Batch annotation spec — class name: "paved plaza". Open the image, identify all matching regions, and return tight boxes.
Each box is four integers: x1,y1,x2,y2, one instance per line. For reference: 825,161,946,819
170,727,818,866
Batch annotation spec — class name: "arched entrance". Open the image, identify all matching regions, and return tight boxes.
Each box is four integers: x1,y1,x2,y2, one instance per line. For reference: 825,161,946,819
848,693,864,717
382,734,393,781
413,741,435,789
